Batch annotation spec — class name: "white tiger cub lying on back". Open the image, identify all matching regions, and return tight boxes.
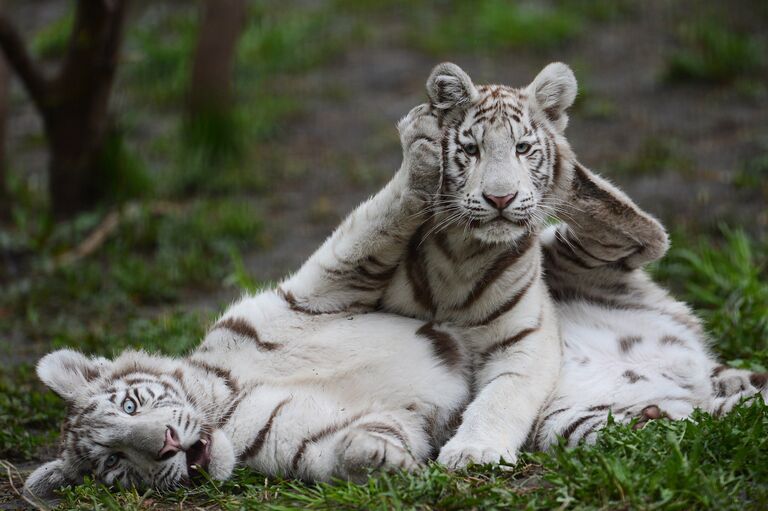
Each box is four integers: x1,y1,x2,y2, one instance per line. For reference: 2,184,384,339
24,104,468,502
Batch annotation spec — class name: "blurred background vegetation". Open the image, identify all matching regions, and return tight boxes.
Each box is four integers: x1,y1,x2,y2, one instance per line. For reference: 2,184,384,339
0,0,766,508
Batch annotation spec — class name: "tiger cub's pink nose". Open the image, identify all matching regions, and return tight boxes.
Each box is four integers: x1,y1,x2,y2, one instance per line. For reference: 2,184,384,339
482,192,517,210
157,426,183,459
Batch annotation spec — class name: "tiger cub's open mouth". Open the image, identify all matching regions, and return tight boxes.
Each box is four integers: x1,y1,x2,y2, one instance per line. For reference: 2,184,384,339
186,432,212,480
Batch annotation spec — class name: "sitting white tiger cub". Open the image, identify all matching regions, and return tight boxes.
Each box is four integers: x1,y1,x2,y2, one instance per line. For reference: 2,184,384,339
381,62,768,450
388,62,768,450
280,59,768,459
283,62,580,468
24,105,470,502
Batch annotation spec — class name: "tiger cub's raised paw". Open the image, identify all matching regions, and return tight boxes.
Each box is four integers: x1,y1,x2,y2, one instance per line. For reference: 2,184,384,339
397,103,442,200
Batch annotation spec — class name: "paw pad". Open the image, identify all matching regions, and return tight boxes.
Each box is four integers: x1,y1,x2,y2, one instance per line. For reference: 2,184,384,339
632,404,667,430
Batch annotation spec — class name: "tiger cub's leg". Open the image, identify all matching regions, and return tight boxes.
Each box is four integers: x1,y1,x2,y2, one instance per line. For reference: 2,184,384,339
533,366,768,449
280,104,441,313
438,298,562,468
233,388,431,482
533,400,693,450
544,162,669,276
291,407,431,482
533,405,615,449
332,410,430,482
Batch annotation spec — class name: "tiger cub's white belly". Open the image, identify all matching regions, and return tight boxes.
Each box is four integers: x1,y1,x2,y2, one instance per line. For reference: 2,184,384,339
556,301,715,411
198,291,468,411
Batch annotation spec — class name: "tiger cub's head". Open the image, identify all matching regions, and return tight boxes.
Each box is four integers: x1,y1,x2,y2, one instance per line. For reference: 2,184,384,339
23,349,235,503
426,62,577,245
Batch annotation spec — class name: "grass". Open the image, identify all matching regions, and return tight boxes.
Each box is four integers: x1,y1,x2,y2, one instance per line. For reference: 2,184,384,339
12,399,766,510
0,197,265,400
403,0,636,55
410,0,583,54
654,228,768,370
613,136,694,176
237,4,356,79
537,402,768,510
665,20,764,83
0,366,63,460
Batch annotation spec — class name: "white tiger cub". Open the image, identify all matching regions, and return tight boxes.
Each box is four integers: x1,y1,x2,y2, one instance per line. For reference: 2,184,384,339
530,162,768,448
394,63,768,449
24,106,470,503
391,63,768,451
284,63,582,468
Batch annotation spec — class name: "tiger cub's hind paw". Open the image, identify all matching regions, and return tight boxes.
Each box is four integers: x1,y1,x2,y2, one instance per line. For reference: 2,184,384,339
337,427,420,482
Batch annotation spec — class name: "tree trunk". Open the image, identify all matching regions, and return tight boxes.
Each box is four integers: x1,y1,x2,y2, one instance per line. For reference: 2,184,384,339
0,5,9,221
44,0,128,218
0,0,128,219
189,0,247,116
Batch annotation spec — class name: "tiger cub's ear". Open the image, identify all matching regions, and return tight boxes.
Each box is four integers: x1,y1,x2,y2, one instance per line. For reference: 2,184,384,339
36,349,111,403
426,62,478,111
526,62,577,133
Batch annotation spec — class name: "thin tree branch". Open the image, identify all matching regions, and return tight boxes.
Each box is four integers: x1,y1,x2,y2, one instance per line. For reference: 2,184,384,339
0,14,48,110
53,201,183,268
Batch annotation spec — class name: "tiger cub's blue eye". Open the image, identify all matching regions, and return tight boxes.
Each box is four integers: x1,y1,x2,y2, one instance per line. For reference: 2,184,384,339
122,397,137,415
105,454,120,468
516,142,531,154
463,143,479,156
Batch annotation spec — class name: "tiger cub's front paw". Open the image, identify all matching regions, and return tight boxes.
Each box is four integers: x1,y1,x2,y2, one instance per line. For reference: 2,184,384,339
437,438,517,470
397,103,441,200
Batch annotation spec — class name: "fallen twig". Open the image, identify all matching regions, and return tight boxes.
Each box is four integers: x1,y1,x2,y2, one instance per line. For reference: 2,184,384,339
0,459,44,510
0,459,23,497
53,200,183,269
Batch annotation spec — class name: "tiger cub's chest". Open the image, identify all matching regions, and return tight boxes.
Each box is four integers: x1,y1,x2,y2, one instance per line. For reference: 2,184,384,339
383,231,544,328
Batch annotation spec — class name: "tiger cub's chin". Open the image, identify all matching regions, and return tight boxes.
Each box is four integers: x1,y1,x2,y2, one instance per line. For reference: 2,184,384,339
207,429,236,481
472,219,529,245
